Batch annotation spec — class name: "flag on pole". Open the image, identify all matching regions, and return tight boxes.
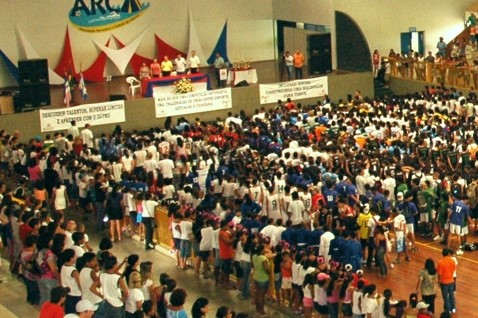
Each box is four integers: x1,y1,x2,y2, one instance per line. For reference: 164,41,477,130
64,75,71,107
79,71,88,100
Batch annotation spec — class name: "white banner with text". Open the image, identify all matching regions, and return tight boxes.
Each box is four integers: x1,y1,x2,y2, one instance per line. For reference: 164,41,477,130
155,88,232,118
39,101,126,132
259,77,328,104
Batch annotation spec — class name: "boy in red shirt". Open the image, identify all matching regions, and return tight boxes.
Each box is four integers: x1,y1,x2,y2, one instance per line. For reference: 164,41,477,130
39,286,69,318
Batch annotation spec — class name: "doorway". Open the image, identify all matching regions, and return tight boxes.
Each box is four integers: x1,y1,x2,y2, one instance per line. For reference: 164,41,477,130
400,31,425,55
307,34,332,75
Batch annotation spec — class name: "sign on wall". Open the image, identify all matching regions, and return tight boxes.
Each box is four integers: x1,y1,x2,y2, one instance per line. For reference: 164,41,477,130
155,88,232,118
259,77,328,104
39,100,126,132
69,0,150,32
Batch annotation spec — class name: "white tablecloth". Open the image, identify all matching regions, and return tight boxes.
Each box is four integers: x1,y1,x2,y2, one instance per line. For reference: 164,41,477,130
227,69,258,86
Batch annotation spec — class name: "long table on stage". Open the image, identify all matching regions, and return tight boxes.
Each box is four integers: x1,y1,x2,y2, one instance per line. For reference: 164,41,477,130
142,73,211,97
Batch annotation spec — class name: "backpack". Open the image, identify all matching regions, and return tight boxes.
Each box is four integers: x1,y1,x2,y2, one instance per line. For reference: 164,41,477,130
24,251,45,276
451,183,463,198
467,182,478,207
463,242,476,252
417,191,428,213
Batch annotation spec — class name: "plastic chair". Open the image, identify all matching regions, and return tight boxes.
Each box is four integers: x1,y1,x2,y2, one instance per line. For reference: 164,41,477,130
126,76,141,95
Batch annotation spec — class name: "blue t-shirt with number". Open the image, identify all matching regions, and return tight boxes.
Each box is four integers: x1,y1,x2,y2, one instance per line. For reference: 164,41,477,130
450,200,469,226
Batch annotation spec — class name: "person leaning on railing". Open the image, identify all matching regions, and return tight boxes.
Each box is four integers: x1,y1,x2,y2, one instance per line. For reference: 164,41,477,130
472,60,478,89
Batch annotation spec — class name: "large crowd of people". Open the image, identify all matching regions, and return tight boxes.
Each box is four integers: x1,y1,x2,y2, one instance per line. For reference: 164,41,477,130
1,82,475,318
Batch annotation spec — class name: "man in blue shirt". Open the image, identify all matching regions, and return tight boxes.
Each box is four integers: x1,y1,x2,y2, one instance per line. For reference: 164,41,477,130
345,178,359,207
307,221,324,247
240,194,262,218
448,196,472,255
335,177,348,198
397,192,418,253
323,181,338,210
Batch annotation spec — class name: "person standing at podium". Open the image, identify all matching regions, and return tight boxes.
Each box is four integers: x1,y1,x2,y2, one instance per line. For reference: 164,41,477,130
189,51,201,74
213,53,226,88
175,54,187,75
161,56,173,77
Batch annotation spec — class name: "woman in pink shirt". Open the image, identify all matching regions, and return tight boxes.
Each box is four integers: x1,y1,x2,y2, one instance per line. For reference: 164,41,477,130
28,159,42,188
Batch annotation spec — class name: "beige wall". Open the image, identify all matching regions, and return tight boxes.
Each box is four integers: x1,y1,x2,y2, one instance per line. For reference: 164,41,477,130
0,0,275,87
0,72,373,142
390,77,471,96
272,0,337,68
334,0,475,57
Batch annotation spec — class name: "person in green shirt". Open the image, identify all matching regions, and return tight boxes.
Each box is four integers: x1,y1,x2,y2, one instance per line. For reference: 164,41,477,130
252,244,270,317
417,181,435,238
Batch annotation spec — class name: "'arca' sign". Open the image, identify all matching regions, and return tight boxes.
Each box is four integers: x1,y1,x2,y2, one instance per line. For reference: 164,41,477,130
69,0,150,33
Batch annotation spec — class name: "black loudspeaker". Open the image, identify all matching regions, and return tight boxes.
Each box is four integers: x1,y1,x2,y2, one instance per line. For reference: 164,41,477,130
18,59,49,85
19,83,51,108
109,94,127,101
234,80,249,87
307,34,332,75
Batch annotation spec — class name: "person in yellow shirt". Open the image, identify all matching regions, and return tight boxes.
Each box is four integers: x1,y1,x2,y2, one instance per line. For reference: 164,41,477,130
293,49,305,79
161,55,173,77
357,204,372,264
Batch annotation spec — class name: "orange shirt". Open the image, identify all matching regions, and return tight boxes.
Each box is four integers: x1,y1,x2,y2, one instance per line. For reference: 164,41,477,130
218,229,234,260
314,126,327,141
293,53,304,68
437,256,456,284
281,259,292,278
150,63,161,76
355,135,367,149
34,188,47,202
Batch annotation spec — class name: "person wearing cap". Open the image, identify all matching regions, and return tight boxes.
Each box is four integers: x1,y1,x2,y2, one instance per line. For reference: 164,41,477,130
390,208,411,264
39,286,70,318
396,191,418,253
416,301,433,318
64,299,98,318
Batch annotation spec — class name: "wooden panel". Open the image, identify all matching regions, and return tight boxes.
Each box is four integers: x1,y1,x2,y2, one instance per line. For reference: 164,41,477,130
154,206,172,248
0,96,14,114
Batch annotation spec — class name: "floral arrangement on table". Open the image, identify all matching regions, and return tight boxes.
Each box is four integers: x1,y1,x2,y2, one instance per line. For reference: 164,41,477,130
174,77,193,94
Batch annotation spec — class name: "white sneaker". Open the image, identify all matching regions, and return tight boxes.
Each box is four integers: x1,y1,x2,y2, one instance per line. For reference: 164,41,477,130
456,249,464,256
433,235,441,241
